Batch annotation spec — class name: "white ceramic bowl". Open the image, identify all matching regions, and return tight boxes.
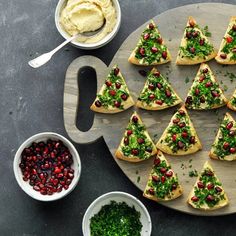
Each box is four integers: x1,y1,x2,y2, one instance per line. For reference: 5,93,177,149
82,191,152,236
55,0,121,49
13,132,81,201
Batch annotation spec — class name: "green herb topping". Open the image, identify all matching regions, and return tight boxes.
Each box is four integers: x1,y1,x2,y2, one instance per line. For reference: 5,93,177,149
179,21,214,59
135,22,169,64
121,115,155,160
95,66,130,110
213,117,236,159
185,67,224,109
191,168,226,208
163,109,196,153
146,157,179,199
138,70,178,107
90,201,142,236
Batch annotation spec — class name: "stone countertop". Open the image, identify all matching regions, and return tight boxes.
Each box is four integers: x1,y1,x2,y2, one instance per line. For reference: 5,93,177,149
1,0,235,235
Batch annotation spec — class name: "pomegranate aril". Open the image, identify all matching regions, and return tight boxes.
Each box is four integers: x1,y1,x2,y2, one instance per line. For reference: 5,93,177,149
64,185,69,190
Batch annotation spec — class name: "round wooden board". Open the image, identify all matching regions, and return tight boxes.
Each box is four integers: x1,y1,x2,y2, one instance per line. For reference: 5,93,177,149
64,3,236,215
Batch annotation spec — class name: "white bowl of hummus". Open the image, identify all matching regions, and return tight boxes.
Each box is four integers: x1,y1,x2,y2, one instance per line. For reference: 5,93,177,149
55,0,121,49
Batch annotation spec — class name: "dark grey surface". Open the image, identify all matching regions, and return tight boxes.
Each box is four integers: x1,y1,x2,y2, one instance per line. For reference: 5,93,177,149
1,0,236,235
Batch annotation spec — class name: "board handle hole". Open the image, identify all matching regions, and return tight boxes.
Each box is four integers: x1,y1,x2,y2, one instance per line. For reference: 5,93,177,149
76,66,97,132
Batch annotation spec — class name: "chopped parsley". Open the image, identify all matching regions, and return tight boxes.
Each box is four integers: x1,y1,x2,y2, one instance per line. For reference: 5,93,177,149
189,169,198,177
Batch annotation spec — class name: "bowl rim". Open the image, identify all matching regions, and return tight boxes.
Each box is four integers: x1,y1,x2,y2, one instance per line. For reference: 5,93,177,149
82,191,152,236
54,0,121,49
13,132,81,201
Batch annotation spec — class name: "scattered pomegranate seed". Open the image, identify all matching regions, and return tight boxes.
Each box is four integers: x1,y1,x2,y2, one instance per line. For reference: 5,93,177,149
143,33,150,40
132,116,139,123
199,75,205,82
197,182,204,188
186,96,193,104
220,53,227,59
149,94,155,100
165,89,171,97
199,38,205,46
205,81,212,88
182,131,188,138
148,84,155,90
206,195,214,202
229,130,235,136
127,130,132,136
226,36,233,43
161,176,166,183
172,184,177,190
154,157,161,166
186,32,192,39
178,122,186,128
195,88,200,95
114,67,120,76
223,142,229,150
189,47,195,54
177,141,184,149
139,48,145,56
95,100,102,107
160,168,166,174
226,122,233,130
166,171,173,177
115,82,121,89
109,90,116,96
157,37,163,44
156,100,163,105
207,183,214,190
114,101,121,108
149,188,155,195
157,83,162,89
173,118,180,124
121,94,128,101
215,186,222,193
154,71,161,77
137,138,144,144
149,23,155,29
230,147,236,154
191,196,199,202
131,149,139,156
162,51,167,59
124,137,129,146
190,136,195,144
151,47,158,53
152,175,159,182
172,134,177,142
192,31,199,38
179,110,185,116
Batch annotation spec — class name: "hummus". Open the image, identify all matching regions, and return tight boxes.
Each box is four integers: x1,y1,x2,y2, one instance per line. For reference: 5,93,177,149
60,0,117,44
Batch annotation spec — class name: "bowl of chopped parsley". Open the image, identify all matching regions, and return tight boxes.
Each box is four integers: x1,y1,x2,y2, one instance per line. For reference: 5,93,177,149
82,191,152,236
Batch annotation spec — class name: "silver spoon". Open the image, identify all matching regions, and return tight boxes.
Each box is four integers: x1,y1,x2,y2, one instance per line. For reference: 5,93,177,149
28,22,105,68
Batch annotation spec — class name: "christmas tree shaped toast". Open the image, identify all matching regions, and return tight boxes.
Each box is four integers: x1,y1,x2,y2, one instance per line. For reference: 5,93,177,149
156,106,202,155
115,112,157,162
185,63,227,110
91,65,134,113
128,20,171,65
187,161,229,210
227,89,236,111
215,17,236,64
136,68,182,110
209,113,236,161
176,16,216,65
143,150,183,202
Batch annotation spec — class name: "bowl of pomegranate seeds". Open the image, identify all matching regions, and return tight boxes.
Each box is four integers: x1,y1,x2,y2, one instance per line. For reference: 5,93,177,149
13,132,81,201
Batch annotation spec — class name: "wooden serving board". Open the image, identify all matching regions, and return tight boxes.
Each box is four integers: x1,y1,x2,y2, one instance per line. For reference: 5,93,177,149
64,3,236,216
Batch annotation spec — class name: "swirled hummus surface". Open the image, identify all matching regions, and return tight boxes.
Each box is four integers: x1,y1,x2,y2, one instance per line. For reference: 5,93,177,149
60,0,117,43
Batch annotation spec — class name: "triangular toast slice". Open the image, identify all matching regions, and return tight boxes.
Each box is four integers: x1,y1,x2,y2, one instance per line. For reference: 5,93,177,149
90,65,134,113
128,20,171,65
136,68,182,110
143,150,183,202
185,63,228,109
215,17,236,64
115,112,157,162
187,161,229,210
227,89,236,111
209,113,236,161
156,106,202,155
176,16,217,65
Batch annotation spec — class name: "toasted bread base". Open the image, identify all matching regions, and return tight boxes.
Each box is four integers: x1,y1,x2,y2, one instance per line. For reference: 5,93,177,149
187,161,229,210
156,106,202,155
227,101,236,111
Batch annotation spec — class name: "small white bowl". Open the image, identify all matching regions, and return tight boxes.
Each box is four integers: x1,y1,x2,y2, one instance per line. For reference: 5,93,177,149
55,0,121,49
13,132,81,201
82,191,152,236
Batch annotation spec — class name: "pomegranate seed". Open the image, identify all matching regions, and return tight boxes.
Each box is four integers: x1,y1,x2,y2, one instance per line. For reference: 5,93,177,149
195,88,200,95
230,147,236,154
64,185,69,190
205,170,214,176
161,176,166,183
189,47,195,54
149,188,155,195
66,179,72,185
53,179,59,186
115,82,121,89
149,94,155,100
137,138,144,144
143,33,150,40
223,142,229,150
179,110,185,116
152,175,159,182
154,71,161,77
205,81,212,88
131,149,139,156
203,68,208,73
206,195,214,202
178,122,186,128
172,184,177,190
190,136,195,144
186,32,192,39
105,81,112,87
162,51,167,59
166,171,173,177
156,100,163,105
232,25,236,31
182,131,188,138
54,167,61,174
139,48,145,56
157,83,162,89
124,137,129,146
95,100,102,107
109,90,116,96
229,130,235,136
160,168,166,174
40,189,47,195
114,101,121,108
173,118,180,124
192,31,199,38
191,196,199,202
200,96,205,103
199,75,205,82
114,67,120,76
226,36,233,43
199,38,205,46
157,37,163,44
177,141,184,149
60,180,66,186
57,173,63,179
127,130,132,136
154,158,161,166
132,116,138,123
31,169,37,175
211,91,219,97
172,134,177,142
220,53,227,59
148,84,155,90
146,146,153,153
215,186,222,193
165,89,171,97
57,186,63,193
197,182,204,188
23,176,28,181
226,122,233,130
151,47,158,53
33,185,40,191
207,183,214,190
186,96,193,104
149,23,155,29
